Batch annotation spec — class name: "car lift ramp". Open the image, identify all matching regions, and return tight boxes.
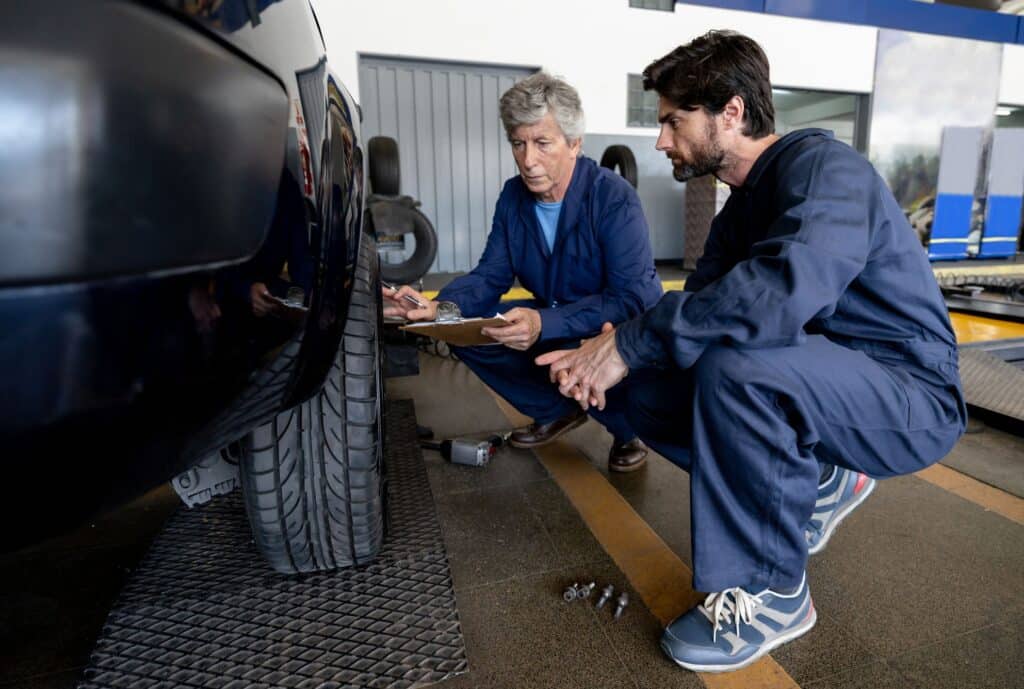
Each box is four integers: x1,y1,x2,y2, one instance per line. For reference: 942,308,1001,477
79,400,467,689
959,340,1024,426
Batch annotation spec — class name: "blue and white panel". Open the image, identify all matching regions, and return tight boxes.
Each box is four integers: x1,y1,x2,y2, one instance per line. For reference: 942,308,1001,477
928,127,983,261
979,128,1024,259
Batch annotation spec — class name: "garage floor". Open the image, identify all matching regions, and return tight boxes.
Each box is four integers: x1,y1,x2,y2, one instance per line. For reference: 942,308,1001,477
2,349,1023,689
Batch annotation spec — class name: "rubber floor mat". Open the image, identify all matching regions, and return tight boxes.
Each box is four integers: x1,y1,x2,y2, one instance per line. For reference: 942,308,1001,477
78,399,466,689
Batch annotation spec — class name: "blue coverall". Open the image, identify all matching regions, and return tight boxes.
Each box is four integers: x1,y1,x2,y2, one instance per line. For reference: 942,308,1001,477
437,156,663,443
615,129,967,592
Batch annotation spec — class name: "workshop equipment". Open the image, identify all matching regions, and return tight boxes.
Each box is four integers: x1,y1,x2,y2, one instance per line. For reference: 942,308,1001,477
420,435,504,467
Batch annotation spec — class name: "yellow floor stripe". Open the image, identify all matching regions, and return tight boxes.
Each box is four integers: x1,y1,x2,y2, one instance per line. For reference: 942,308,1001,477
423,264,1022,318
488,392,801,689
950,312,1024,344
916,463,1024,526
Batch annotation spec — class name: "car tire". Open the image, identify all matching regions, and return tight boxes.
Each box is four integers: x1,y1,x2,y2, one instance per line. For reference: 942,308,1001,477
368,136,401,196
240,231,386,575
600,144,639,189
378,203,438,285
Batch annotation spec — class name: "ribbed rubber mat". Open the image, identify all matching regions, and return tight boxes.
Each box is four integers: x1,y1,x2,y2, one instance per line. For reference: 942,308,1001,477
959,348,1024,422
78,400,466,689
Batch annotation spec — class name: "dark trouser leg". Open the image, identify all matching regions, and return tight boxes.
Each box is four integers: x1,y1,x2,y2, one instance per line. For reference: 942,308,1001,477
452,343,576,425
627,335,964,593
585,374,645,445
625,367,694,471
453,338,640,444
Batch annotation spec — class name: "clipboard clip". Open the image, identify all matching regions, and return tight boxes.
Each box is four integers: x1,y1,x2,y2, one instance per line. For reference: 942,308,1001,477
435,300,463,323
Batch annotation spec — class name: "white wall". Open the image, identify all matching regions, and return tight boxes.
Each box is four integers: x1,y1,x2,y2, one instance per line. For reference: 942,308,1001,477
312,0,877,136
1000,43,1024,105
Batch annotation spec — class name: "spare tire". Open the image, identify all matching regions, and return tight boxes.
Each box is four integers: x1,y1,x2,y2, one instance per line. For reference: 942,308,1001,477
240,230,385,575
368,136,400,196
369,198,438,285
600,144,639,189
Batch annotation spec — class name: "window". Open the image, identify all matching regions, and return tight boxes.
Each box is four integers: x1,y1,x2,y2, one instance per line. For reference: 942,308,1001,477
773,88,869,153
626,83,870,147
996,104,1024,128
627,74,660,128
629,0,674,11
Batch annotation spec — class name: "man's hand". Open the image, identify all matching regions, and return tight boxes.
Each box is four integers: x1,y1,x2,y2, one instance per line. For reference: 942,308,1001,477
535,322,628,410
189,284,222,333
482,307,542,351
250,282,281,318
382,284,437,321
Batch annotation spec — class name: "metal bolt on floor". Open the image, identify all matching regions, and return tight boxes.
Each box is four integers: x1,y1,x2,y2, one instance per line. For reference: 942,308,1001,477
563,583,581,602
596,584,614,609
614,592,629,619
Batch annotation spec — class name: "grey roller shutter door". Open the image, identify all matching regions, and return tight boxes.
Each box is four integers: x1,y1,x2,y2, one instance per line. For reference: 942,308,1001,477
358,56,535,274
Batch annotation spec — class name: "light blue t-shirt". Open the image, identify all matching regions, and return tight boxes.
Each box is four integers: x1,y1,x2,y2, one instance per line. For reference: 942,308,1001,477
534,200,563,253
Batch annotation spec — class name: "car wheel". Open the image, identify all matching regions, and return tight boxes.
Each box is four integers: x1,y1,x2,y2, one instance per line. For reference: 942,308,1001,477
240,231,385,574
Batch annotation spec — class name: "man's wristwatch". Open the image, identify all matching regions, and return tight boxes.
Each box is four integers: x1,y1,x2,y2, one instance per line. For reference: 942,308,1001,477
435,301,461,322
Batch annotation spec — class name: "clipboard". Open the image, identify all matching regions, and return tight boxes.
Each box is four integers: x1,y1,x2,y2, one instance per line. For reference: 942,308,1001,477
400,315,509,346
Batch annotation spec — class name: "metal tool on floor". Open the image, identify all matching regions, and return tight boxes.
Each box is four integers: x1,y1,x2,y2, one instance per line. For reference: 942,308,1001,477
420,434,506,467
613,592,629,619
595,584,615,609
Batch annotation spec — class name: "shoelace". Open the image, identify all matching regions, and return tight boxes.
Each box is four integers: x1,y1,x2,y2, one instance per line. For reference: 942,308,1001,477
704,587,764,643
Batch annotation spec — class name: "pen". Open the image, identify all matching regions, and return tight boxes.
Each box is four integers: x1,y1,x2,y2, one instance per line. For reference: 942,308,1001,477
382,281,429,309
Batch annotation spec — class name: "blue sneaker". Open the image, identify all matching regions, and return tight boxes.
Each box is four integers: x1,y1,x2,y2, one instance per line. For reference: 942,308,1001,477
660,574,816,673
806,466,876,555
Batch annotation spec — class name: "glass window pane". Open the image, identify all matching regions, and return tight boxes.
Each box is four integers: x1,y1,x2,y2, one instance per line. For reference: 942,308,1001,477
629,0,674,11
627,73,661,127
773,87,859,149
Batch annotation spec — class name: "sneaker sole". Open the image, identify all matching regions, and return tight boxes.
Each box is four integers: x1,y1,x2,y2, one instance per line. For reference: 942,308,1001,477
661,606,818,674
507,413,587,449
807,476,876,556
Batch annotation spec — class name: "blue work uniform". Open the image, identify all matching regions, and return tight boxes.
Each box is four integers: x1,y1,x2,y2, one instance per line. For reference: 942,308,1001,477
615,129,966,593
438,155,663,442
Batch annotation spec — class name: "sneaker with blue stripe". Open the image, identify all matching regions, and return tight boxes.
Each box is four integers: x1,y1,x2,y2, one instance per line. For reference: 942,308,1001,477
660,573,816,673
806,465,876,555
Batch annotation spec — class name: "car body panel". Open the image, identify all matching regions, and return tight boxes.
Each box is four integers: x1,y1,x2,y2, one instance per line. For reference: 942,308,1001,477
0,0,366,547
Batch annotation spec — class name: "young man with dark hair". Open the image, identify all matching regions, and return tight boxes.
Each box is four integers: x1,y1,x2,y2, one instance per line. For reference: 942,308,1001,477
539,30,965,672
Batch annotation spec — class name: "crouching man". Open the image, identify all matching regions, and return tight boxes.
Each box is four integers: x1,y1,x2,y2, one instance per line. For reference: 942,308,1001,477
385,73,663,471
540,32,966,672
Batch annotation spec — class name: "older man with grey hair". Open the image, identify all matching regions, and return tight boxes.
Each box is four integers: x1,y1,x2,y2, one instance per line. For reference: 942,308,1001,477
384,73,662,471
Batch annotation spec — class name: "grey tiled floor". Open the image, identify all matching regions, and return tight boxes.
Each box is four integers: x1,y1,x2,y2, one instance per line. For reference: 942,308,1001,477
391,353,1024,689
2,350,1021,689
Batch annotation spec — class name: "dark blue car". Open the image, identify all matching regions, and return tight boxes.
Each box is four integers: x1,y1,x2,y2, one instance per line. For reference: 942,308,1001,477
0,0,385,574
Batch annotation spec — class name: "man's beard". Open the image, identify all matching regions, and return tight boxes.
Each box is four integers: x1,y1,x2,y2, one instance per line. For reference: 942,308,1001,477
672,118,726,182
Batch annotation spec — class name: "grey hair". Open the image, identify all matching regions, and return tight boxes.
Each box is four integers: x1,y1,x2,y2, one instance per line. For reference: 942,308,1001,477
499,72,585,144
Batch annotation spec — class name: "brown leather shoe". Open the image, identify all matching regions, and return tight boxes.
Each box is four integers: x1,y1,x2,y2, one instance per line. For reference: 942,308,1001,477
609,438,648,472
508,407,587,448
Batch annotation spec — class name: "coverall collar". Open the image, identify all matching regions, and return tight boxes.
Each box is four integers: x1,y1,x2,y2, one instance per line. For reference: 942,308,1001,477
517,155,590,260
741,128,833,191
